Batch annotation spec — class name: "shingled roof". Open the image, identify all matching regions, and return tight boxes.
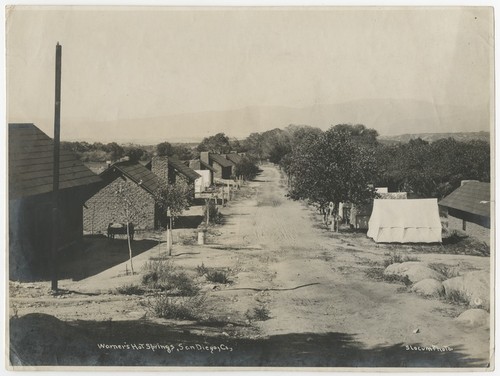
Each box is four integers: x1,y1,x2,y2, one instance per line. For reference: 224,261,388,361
167,157,201,181
439,181,490,218
225,153,243,165
210,153,234,168
9,123,101,200
112,161,162,195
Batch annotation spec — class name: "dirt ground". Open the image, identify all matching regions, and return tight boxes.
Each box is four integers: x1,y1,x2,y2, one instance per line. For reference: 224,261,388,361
9,165,491,368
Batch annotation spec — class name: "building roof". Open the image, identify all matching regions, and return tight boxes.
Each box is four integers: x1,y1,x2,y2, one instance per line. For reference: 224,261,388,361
210,153,234,168
9,123,101,200
225,153,243,165
439,181,490,218
189,159,216,172
112,161,162,195
167,157,201,181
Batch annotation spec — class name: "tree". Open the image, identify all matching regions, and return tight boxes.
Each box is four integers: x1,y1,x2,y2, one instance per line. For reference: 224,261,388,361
286,126,377,224
105,142,124,161
153,179,193,255
234,156,260,180
124,147,145,162
197,133,232,154
157,142,174,156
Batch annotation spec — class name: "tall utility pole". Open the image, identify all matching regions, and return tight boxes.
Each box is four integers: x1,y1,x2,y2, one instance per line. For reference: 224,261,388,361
51,42,62,292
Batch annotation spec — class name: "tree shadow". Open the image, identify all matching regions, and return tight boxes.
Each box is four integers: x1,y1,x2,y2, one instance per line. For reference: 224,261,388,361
10,313,487,368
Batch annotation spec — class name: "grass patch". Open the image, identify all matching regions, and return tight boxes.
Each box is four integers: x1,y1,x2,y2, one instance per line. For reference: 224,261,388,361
196,263,231,284
428,263,461,279
364,267,412,286
383,252,420,267
445,289,471,306
383,274,412,286
116,284,145,295
141,259,199,296
145,294,207,320
245,306,271,321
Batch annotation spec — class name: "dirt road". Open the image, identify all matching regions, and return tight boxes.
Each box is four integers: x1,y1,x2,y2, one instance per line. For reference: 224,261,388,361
210,165,490,365
9,164,490,368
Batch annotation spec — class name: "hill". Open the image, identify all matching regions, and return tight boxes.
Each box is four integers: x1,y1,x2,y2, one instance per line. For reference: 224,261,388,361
379,131,490,144
17,98,490,143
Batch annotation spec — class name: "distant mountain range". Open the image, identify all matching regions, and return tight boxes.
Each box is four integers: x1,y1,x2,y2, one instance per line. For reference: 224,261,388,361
379,131,491,144
13,98,490,143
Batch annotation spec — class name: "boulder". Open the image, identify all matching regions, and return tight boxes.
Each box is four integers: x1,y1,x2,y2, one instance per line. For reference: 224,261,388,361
455,309,490,327
384,262,445,283
443,270,490,308
411,279,445,297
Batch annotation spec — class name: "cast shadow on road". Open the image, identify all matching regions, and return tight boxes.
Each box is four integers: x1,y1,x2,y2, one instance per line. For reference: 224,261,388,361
10,236,158,282
10,313,486,368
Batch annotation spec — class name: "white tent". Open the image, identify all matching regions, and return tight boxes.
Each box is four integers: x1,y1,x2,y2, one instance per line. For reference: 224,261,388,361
367,199,442,243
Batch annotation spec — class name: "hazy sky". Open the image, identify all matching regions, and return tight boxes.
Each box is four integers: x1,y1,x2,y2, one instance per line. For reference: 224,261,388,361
6,6,493,139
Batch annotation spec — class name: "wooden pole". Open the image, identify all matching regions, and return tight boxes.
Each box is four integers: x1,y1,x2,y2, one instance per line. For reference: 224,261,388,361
51,43,62,292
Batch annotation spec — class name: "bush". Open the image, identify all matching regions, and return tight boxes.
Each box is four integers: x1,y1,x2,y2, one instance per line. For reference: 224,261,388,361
196,262,209,276
205,270,230,284
146,294,206,320
116,284,145,295
245,306,271,321
203,201,222,224
141,259,199,296
196,263,230,284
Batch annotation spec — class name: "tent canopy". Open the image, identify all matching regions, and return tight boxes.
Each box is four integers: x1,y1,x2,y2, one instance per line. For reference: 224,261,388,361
367,199,442,243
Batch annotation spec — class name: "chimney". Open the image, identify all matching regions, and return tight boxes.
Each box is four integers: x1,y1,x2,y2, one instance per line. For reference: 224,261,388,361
152,156,169,183
200,152,210,165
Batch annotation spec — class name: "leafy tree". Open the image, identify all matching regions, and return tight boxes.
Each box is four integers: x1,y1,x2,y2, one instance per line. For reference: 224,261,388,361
197,133,232,154
234,156,260,180
105,142,125,161
287,126,377,215
157,142,174,156
124,147,145,162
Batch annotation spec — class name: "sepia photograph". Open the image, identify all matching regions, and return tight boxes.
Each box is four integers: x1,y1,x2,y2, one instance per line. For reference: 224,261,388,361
5,5,494,370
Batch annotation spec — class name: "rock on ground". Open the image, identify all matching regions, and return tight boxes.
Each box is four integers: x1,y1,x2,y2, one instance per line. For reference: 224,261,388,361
384,262,445,283
455,309,490,327
443,271,490,309
411,279,445,297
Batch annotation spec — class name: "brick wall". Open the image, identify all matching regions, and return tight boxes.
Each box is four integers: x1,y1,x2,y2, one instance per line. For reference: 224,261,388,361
83,176,156,234
446,214,491,245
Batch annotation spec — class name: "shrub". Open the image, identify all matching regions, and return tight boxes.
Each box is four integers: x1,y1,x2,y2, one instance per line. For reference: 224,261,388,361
245,306,271,321
445,290,471,306
146,294,206,320
166,271,200,296
116,284,145,295
203,201,222,224
196,262,209,276
141,259,199,296
205,270,230,284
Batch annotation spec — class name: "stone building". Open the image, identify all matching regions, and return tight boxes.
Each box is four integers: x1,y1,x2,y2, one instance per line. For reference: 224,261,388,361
83,161,162,234
199,152,234,179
